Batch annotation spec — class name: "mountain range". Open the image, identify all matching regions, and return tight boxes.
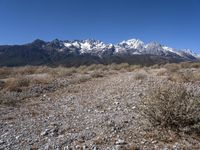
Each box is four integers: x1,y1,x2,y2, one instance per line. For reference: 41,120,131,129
0,39,199,67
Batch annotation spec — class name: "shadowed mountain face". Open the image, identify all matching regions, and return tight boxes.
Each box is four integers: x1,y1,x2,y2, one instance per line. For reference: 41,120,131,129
0,39,199,67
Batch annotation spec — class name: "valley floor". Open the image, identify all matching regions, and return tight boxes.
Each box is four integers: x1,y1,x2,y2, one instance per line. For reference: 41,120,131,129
1,64,200,149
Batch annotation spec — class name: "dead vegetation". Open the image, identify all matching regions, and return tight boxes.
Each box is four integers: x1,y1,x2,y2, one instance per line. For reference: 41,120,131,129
4,76,30,92
134,72,147,80
0,63,141,106
1,62,200,149
141,82,200,135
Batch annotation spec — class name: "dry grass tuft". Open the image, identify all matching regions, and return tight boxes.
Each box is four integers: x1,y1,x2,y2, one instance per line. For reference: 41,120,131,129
155,68,168,76
164,63,180,73
4,76,30,92
91,71,105,78
49,67,77,77
134,72,147,80
168,71,200,83
141,82,200,134
0,67,13,78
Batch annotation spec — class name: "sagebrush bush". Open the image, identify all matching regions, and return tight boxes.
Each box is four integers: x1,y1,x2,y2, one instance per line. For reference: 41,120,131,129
155,68,167,76
50,67,77,77
168,70,200,83
134,72,147,80
91,71,105,78
0,67,13,78
168,72,190,82
164,63,180,73
141,83,200,134
4,76,30,92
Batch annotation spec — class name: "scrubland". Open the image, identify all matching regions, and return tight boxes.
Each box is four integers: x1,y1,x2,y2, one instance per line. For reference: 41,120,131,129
0,62,200,149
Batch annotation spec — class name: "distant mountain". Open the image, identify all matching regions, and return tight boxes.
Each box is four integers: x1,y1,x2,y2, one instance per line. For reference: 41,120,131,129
0,39,199,67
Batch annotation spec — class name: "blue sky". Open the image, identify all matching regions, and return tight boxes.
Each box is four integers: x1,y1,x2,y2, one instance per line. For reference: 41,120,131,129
0,0,200,53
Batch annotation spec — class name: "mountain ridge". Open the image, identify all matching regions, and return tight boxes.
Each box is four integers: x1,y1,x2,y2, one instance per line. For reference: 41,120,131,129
0,38,199,67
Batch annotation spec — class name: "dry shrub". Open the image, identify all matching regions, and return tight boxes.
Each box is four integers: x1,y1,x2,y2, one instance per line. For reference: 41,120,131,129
190,62,200,68
31,76,53,85
179,62,200,69
86,64,104,71
91,70,105,78
77,65,88,74
13,66,37,75
168,72,190,82
117,63,130,70
34,66,50,74
109,63,128,71
4,76,30,92
75,76,91,83
151,64,161,69
134,72,147,80
155,68,167,76
180,62,192,68
141,83,200,134
125,65,141,72
164,63,180,73
0,67,13,78
168,70,200,83
50,67,77,77
0,80,5,89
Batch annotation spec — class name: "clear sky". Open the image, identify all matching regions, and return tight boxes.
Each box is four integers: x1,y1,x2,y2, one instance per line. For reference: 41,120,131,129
0,0,200,53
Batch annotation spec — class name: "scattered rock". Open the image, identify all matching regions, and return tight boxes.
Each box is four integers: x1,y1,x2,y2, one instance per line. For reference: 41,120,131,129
41,129,50,136
0,140,4,145
115,139,127,145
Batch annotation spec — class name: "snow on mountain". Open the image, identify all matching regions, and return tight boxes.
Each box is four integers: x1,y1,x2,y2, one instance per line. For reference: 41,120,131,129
46,38,199,60
119,39,144,49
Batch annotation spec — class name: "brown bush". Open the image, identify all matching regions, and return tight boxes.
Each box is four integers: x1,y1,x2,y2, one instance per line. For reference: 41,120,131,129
141,83,200,134
155,68,167,76
190,62,200,68
4,76,30,92
134,72,147,80
91,71,105,78
168,70,200,83
31,76,53,85
164,63,180,73
0,67,13,78
168,72,190,82
75,76,91,83
50,67,77,77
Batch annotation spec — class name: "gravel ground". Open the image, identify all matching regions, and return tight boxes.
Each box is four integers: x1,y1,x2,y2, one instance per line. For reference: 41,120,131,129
1,71,200,150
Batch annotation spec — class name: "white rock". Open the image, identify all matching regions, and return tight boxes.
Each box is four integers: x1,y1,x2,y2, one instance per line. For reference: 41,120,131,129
115,139,126,145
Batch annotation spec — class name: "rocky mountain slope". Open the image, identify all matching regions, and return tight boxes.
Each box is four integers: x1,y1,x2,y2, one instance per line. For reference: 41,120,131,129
0,39,199,66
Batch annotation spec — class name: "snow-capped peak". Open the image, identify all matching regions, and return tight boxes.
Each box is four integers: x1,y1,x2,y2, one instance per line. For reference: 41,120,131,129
119,39,144,49
47,38,199,60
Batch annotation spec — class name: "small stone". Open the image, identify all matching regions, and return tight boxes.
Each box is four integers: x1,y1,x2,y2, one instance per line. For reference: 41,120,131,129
0,140,4,145
115,144,126,150
92,145,98,150
115,139,127,145
41,129,50,136
138,93,143,97
75,145,81,149
151,140,157,144
173,142,180,150
64,146,71,150
83,145,88,149
132,106,136,109
15,134,21,140
114,102,120,105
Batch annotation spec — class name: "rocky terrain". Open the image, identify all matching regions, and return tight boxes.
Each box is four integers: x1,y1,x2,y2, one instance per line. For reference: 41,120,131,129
1,63,200,150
